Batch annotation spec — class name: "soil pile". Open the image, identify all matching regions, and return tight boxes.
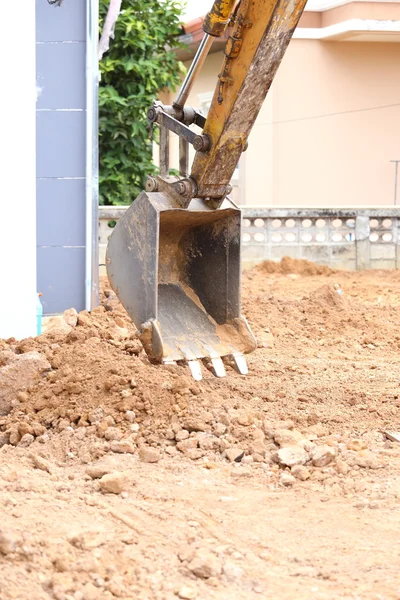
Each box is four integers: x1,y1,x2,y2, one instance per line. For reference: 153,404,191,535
1,259,400,599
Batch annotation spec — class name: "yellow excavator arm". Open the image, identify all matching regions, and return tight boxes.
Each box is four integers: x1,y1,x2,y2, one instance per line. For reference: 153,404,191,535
106,0,307,380
191,0,308,204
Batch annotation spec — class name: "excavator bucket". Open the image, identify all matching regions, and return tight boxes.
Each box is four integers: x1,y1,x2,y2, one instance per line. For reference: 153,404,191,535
106,191,256,379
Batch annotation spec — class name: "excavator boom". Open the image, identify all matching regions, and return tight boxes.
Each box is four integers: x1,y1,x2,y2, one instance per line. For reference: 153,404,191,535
106,0,307,380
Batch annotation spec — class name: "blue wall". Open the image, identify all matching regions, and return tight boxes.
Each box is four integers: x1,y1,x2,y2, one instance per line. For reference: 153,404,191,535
36,0,89,315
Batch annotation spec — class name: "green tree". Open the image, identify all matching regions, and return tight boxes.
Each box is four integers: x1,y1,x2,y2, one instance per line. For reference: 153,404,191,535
99,0,185,205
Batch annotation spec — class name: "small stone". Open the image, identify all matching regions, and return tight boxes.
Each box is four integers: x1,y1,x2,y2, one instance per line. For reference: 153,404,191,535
45,315,72,335
18,433,34,447
213,423,227,436
280,472,296,486
82,582,101,600
86,462,114,479
104,427,123,441
225,447,245,463
0,530,18,554
182,418,209,432
291,465,311,481
120,389,132,399
188,549,223,579
175,429,190,442
110,440,136,454
347,439,368,451
310,445,336,467
355,450,382,469
0,432,10,447
139,447,161,463
88,408,104,424
177,438,198,454
9,429,21,446
273,446,309,467
222,559,244,581
177,585,198,599
125,411,136,423
274,429,305,448
130,423,140,433
99,472,129,495
32,454,52,473
335,459,350,475
63,308,78,327
130,379,137,389
237,414,252,426
16,391,29,402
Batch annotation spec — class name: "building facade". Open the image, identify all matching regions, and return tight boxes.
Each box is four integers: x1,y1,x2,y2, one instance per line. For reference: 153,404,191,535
167,0,400,207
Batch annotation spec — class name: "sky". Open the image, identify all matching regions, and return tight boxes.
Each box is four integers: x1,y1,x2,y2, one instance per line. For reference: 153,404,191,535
182,0,334,21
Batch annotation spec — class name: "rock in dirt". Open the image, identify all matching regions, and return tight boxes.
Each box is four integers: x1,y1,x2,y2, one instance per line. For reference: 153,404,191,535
354,450,382,469
104,427,123,441
291,465,311,481
182,418,209,433
31,453,52,473
225,447,245,462
177,586,198,599
177,438,199,454
99,472,129,494
0,530,19,555
223,559,245,581
18,433,34,448
82,581,101,600
0,432,10,447
110,439,136,454
310,445,336,467
63,308,78,327
274,428,305,447
139,446,161,463
280,472,296,486
0,352,51,416
188,548,223,579
45,315,73,336
86,461,116,479
176,430,190,442
273,446,309,467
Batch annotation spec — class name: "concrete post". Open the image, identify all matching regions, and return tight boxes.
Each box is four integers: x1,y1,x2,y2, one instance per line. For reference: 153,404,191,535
0,3,37,339
395,218,400,269
355,216,370,271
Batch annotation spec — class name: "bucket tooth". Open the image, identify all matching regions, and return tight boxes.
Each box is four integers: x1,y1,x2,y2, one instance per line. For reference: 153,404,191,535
188,360,203,381
231,353,248,375
163,359,177,366
211,357,226,378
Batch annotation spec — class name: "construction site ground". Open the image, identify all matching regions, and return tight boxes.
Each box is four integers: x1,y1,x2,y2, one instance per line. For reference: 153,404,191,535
1,257,400,600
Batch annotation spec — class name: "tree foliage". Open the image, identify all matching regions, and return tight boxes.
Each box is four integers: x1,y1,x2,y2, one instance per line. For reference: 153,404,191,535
99,0,185,205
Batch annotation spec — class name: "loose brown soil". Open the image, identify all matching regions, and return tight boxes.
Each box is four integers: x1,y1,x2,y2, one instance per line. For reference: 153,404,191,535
1,258,400,600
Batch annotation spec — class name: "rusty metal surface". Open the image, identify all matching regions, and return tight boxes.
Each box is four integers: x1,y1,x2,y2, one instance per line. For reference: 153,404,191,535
106,191,256,364
203,0,237,37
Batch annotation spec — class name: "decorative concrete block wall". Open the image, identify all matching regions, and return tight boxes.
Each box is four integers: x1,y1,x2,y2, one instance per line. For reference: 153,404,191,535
99,207,400,273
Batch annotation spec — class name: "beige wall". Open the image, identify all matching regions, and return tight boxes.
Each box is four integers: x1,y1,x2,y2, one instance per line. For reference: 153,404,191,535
168,40,400,207
272,40,400,207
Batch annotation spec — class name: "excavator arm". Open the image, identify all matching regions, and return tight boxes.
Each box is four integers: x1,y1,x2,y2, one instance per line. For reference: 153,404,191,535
106,0,307,380
191,0,307,204
147,0,308,206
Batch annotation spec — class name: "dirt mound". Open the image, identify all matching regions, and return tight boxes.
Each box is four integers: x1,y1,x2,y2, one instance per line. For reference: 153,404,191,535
307,283,349,310
256,256,335,276
1,259,400,599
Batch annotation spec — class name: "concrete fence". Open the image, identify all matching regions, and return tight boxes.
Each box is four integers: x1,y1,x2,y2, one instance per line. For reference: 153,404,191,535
99,206,400,273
